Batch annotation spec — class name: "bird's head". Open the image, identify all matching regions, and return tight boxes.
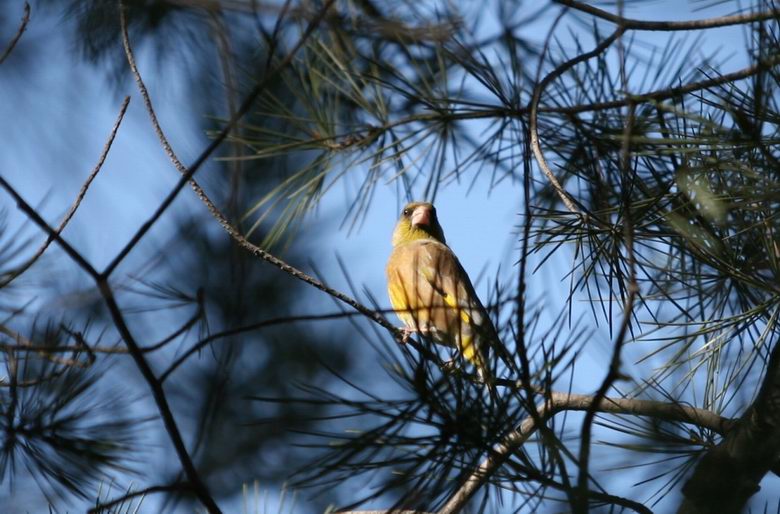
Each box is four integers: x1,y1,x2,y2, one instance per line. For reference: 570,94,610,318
392,201,446,246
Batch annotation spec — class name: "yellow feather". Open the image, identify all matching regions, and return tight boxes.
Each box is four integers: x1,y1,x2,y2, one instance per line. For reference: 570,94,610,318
387,201,510,386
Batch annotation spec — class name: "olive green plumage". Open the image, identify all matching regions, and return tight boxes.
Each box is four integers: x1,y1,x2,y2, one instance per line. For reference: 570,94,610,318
386,201,511,383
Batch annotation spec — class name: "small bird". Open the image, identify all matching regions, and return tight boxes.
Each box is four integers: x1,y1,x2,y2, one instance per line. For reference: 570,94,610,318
386,201,512,386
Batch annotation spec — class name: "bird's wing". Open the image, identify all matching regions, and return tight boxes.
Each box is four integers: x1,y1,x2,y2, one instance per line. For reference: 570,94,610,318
388,240,513,370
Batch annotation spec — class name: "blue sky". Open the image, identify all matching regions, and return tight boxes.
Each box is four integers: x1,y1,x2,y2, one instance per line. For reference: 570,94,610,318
0,0,772,512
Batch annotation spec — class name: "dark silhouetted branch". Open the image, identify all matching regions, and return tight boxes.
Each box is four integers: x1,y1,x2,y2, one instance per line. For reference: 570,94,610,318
556,0,780,31
678,338,780,514
0,176,100,279
105,0,337,278
0,2,30,65
439,392,731,514
0,96,130,288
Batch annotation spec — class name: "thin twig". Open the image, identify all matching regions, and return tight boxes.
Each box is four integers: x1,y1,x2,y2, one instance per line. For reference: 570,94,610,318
574,12,638,507
88,482,194,514
105,0,337,278
120,0,406,344
555,0,780,32
0,177,100,279
0,324,93,368
0,307,408,358
0,1,30,65
0,96,130,289
529,28,623,214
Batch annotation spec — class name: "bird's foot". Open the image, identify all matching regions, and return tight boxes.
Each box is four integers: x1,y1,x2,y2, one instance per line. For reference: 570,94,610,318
398,327,417,344
398,326,434,344
441,359,461,375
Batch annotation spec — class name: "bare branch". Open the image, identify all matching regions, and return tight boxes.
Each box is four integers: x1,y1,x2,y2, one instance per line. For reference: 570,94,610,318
530,29,623,215
0,96,130,289
556,0,780,31
120,0,407,345
104,0,337,278
0,176,100,280
0,1,30,65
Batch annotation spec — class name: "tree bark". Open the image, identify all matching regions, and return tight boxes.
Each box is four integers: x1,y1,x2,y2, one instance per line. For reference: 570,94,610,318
678,341,780,514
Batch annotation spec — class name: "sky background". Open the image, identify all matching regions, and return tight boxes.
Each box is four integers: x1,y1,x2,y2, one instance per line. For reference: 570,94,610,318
0,0,772,512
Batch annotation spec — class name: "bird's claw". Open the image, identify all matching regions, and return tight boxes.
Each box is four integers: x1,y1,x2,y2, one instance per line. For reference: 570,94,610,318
442,359,461,375
398,327,415,344
398,326,434,344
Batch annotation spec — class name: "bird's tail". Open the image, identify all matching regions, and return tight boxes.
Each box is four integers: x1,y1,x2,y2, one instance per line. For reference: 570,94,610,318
460,337,499,400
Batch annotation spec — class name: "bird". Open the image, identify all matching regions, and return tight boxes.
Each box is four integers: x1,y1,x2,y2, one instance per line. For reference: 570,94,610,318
385,201,512,387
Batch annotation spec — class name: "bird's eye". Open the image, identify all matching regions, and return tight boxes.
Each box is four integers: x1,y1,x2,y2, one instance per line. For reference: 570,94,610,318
402,208,410,216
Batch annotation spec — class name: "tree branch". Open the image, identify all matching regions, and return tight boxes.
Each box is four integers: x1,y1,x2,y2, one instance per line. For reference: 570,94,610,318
555,0,780,32
120,0,407,344
530,29,623,215
439,391,731,514
96,279,222,513
0,1,30,65
0,176,100,279
0,96,130,288
677,331,780,514
104,0,336,278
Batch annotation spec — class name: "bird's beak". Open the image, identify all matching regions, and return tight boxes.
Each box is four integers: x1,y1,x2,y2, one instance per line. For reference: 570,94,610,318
411,206,432,228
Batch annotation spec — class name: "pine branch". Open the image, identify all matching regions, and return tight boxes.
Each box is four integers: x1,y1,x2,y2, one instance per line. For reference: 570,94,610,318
439,391,732,514
678,336,780,514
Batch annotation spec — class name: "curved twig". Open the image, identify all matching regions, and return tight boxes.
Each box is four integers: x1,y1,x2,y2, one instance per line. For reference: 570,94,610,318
556,0,780,31
119,0,405,343
105,0,337,278
0,96,130,289
529,29,623,215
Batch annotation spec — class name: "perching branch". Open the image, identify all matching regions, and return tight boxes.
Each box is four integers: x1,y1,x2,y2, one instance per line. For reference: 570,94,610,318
119,0,407,344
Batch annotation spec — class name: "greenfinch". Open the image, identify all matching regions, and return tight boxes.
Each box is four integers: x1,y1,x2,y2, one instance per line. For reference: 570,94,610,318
386,201,511,385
